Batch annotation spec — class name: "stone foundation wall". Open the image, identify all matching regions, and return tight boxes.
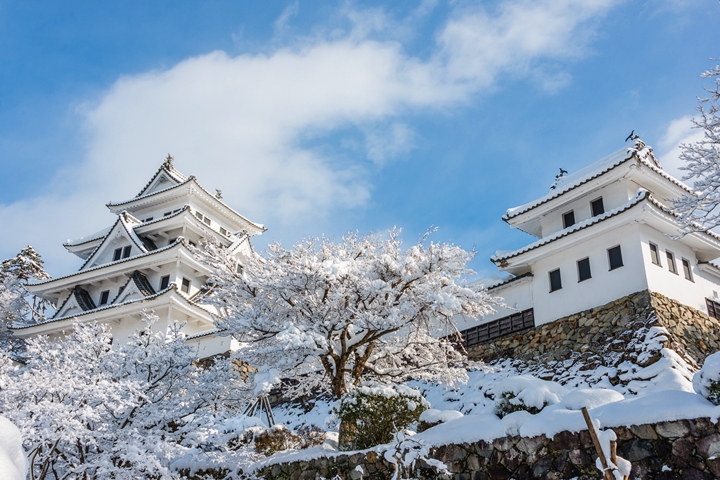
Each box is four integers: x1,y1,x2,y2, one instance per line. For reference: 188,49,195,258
259,417,720,480
467,290,720,372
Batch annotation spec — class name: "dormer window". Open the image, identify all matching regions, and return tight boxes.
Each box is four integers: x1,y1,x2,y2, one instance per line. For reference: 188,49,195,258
99,290,110,305
122,246,132,259
113,248,122,261
591,197,605,216
562,211,575,229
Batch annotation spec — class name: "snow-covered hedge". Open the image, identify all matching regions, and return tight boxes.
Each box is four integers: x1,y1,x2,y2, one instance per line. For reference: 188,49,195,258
491,375,568,418
693,352,720,405
335,382,429,450
0,416,27,480
417,409,464,432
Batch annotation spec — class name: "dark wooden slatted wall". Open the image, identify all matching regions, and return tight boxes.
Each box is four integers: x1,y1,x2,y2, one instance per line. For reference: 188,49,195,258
460,309,535,347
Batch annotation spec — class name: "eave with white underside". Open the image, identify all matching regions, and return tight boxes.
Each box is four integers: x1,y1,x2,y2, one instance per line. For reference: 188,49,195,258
503,146,692,238
493,191,720,275
27,241,209,301
65,207,243,261
10,285,216,338
106,176,265,236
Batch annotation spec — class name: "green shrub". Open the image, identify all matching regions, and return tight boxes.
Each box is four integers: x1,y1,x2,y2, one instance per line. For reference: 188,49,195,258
253,425,302,456
335,382,429,451
495,391,546,418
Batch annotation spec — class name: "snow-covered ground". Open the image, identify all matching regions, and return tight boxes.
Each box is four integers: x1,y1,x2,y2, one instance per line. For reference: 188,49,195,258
0,416,28,480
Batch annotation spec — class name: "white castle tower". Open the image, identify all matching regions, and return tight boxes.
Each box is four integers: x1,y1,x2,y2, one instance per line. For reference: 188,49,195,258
11,155,265,357
456,139,720,346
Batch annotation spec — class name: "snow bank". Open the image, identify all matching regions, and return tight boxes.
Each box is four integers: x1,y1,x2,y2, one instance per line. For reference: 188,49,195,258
693,351,720,405
561,388,624,410
419,409,464,424
491,375,568,410
0,416,27,480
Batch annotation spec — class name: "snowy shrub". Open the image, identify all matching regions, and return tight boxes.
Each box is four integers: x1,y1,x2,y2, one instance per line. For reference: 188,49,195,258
0,416,27,480
694,352,720,405
297,425,327,448
335,382,429,450
253,425,303,456
417,408,463,432
492,375,568,418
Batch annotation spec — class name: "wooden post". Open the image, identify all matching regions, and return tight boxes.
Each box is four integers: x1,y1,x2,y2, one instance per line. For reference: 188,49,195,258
581,406,615,480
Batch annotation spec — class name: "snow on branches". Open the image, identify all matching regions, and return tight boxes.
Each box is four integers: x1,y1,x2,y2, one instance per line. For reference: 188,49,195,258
672,63,720,235
0,312,249,479
197,228,502,398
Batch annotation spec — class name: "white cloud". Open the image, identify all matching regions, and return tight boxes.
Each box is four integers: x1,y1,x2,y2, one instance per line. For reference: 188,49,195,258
658,115,704,181
0,0,620,274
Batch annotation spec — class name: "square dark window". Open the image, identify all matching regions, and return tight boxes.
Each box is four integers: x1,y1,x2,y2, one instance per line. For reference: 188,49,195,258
591,197,605,216
122,245,132,258
220,227,227,236
204,216,212,226
164,211,172,217
562,211,575,229
707,298,720,319
682,259,693,281
145,217,153,222
549,269,562,292
99,290,110,305
649,243,661,266
236,263,244,274
577,258,592,282
195,211,203,220
181,278,191,294
113,248,122,261
160,275,170,290
608,246,624,270
666,251,678,274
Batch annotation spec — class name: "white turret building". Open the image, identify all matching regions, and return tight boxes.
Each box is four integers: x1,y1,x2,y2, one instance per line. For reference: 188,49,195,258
456,140,720,348
11,156,265,357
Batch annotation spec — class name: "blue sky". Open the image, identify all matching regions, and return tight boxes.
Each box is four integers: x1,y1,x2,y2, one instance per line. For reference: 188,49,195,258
0,0,717,280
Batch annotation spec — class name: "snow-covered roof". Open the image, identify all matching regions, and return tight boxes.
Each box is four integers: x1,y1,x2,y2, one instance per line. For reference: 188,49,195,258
28,238,189,288
64,226,112,247
78,212,147,271
503,140,691,222
135,157,188,199
12,283,215,330
107,176,265,234
494,188,720,265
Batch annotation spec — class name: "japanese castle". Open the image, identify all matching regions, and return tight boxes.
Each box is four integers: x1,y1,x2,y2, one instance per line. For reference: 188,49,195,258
455,139,720,346
10,155,265,357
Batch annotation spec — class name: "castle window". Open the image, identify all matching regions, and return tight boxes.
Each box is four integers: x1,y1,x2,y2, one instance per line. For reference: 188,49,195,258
160,275,170,290
220,227,228,236
204,216,212,226
682,259,693,281
195,211,204,221
164,211,172,217
113,248,122,261
591,197,605,216
707,298,720,319
181,277,191,294
549,269,562,292
608,245,624,270
562,211,575,229
122,246,132,258
649,243,661,266
577,258,592,282
99,290,110,305
144,217,153,222
666,251,678,274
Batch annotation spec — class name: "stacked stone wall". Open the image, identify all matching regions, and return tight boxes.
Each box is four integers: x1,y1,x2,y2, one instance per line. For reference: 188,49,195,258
467,290,720,373
259,417,720,479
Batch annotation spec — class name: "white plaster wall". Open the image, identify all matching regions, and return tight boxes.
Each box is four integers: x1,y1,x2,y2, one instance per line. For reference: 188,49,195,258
639,224,720,313
531,223,649,325
539,180,634,238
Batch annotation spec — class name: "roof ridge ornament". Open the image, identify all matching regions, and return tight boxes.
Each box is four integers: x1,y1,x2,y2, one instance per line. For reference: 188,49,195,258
164,153,174,168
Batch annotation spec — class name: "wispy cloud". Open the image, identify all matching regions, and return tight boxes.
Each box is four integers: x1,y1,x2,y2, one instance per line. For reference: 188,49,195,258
658,114,704,181
0,0,621,273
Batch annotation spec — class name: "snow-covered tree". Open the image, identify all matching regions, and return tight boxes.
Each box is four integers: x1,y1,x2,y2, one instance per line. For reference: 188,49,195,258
0,312,249,479
198,229,501,398
672,63,720,234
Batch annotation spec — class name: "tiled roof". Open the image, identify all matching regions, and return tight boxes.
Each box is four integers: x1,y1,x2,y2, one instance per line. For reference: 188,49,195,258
503,141,692,222
28,238,187,287
493,190,651,264
51,286,97,319
135,161,188,198
111,270,156,303
486,273,534,291
12,283,216,330
78,213,147,271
